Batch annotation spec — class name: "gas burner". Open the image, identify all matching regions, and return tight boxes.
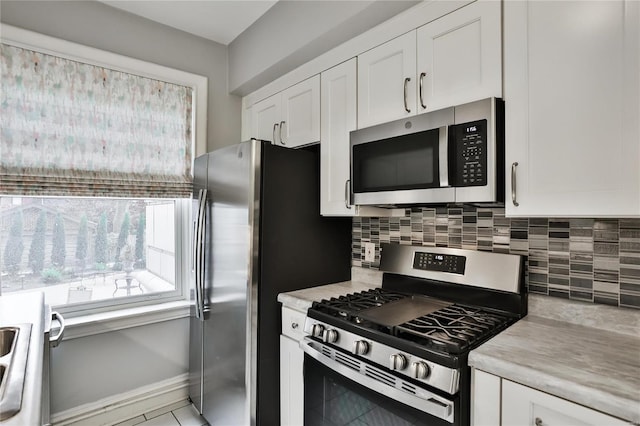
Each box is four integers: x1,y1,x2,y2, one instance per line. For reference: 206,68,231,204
311,288,408,320
395,305,512,354
310,288,516,356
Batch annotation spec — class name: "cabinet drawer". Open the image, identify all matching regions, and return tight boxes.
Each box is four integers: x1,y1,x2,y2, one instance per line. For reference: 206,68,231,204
282,307,306,341
502,379,629,426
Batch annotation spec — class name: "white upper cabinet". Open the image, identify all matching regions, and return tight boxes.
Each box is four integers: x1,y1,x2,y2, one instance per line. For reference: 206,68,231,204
505,0,640,217
251,75,320,147
357,32,417,128
280,76,320,147
320,59,405,217
357,1,502,129
321,59,357,216
252,95,281,143
416,0,502,113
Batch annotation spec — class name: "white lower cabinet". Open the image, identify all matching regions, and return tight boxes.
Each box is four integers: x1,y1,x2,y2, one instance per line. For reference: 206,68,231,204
472,370,629,426
471,369,501,426
280,307,305,426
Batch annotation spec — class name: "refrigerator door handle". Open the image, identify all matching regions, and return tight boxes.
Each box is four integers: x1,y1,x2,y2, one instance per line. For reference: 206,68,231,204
198,189,209,317
192,220,197,273
193,189,202,319
194,188,207,320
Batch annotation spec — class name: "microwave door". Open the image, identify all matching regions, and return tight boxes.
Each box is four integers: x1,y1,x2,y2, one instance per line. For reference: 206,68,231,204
351,125,455,206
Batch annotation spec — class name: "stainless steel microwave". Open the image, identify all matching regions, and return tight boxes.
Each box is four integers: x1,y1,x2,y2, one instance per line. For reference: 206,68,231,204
349,97,504,206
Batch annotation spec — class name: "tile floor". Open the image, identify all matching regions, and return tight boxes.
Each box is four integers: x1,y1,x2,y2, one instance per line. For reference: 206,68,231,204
114,400,207,426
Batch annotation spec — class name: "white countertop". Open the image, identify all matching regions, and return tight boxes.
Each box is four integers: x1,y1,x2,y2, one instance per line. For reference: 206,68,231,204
277,267,383,312
469,294,640,423
0,292,46,426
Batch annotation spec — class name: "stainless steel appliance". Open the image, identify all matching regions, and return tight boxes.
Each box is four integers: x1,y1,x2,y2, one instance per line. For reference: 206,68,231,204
189,139,351,425
301,243,526,426
350,97,504,206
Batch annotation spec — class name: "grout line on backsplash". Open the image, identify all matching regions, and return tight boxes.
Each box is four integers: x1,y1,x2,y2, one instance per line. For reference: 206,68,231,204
352,207,640,310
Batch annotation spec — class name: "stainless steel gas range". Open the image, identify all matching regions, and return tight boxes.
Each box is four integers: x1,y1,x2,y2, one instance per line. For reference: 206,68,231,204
300,243,527,426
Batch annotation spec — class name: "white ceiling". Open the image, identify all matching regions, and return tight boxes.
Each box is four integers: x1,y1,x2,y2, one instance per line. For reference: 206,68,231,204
99,0,278,45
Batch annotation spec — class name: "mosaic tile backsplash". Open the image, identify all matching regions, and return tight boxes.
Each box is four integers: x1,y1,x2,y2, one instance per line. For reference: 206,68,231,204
352,206,640,309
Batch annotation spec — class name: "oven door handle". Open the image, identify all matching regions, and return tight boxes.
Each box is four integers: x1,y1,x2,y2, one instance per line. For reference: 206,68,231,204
300,337,455,423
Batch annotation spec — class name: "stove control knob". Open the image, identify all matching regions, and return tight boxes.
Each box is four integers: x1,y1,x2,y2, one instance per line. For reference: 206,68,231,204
411,361,430,379
323,329,339,343
389,354,408,371
311,324,325,338
353,340,370,356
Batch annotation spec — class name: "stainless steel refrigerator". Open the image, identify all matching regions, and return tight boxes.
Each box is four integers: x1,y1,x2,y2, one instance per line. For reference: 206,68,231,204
189,139,351,425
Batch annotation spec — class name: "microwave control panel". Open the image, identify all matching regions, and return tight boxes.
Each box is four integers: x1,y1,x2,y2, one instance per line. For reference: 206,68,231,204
413,252,466,275
450,119,487,186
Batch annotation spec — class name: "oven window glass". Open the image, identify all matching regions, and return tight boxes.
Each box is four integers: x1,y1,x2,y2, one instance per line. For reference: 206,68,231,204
352,129,440,193
304,355,454,426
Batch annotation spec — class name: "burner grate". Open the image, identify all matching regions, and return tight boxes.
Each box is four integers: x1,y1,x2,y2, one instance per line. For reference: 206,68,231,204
309,288,515,356
311,288,407,320
395,306,512,353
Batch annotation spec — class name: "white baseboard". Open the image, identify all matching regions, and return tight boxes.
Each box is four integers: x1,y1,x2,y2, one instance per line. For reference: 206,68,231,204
51,373,190,426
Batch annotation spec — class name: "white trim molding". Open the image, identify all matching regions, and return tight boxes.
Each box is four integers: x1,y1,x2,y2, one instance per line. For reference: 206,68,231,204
243,0,473,107
50,373,190,426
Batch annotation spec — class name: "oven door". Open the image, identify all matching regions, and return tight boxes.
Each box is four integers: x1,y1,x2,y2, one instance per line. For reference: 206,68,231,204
301,338,459,426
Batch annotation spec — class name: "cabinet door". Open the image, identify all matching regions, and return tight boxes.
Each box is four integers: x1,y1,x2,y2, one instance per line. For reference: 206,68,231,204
505,0,640,217
471,369,501,426
320,59,357,216
280,75,320,148
416,0,501,113
502,379,629,426
357,31,417,129
252,94,281,143
280,335,304,426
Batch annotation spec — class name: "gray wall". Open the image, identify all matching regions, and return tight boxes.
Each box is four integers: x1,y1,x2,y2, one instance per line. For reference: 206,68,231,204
0,0,241,152
0,0,233,414
228,0,419,96
50,318,189,413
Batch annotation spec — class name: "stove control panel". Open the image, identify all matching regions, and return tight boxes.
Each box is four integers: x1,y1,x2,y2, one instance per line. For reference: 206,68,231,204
413,252,466,275
303,317,460,395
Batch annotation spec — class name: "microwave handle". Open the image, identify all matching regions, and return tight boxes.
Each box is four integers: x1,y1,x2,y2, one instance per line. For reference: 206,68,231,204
438,126,449,187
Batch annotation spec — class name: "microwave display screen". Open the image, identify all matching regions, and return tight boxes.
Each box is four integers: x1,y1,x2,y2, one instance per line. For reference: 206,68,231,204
352,128,441,193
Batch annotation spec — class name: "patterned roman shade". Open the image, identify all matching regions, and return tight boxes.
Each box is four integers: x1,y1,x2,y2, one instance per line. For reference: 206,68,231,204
0,43,193,198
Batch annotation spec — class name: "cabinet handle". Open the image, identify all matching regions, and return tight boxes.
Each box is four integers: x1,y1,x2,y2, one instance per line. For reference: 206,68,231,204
279,120,286,145
511,162,519,206
344,179,352,209
419,72,426,109
534,418,544,426
403,77,411,113
291,322,298,329
272,122,279,144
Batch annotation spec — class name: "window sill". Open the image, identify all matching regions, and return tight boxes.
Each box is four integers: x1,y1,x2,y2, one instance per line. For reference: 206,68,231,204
59,300,191,340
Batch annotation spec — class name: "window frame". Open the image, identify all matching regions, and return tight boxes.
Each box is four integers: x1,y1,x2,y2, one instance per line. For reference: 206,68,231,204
1,24,206,317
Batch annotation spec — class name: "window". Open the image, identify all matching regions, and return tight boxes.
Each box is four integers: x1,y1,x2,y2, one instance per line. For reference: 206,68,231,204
0,25,206,314
0,196,189,314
